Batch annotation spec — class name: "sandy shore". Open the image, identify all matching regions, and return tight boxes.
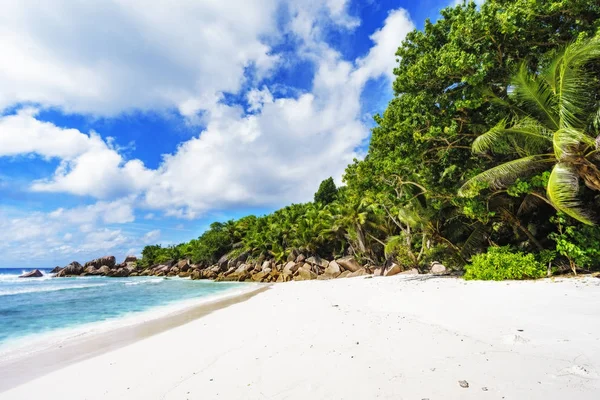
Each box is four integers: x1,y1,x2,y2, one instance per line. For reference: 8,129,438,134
1,274,600,399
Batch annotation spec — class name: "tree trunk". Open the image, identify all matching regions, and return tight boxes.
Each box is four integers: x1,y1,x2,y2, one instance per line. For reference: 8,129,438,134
355,223,367,253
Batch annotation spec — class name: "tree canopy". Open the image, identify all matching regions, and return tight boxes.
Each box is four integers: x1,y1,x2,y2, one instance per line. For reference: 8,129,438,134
141,0,600,277
314,177,338,205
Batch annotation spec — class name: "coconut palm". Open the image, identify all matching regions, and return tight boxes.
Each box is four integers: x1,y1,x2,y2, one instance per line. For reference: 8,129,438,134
459,37,600,224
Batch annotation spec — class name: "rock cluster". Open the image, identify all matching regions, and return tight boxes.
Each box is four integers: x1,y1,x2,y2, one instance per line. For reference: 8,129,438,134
52,253,447,282
19,269,43,278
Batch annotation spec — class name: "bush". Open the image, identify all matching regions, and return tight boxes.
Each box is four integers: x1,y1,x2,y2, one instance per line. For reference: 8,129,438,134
464,246,546,281
549,214,600,274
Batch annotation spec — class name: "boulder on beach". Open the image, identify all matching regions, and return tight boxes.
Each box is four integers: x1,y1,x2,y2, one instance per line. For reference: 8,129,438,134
50,266,63,274
335,256,361,272
348,268,369,278
84,256,116,270
383,263,402,277
306,256,329,269
190,270,202,280
338,270,352,278
61,261,84,276
84,265,99,275
98,265,110,275
261,260,271,271
283,261,300,276
154,265,170,274
177,259,190,271
19,269,43,278
400,268,419,275
431,262,448,275
123,255,137,263
322,261,341,279
251,270,270,282
295,268,317,281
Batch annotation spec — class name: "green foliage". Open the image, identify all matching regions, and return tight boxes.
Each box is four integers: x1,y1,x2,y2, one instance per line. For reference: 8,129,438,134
464,246,546,280
314,177,338,205
137,0,600,279
549,214,600,273
460,36,600,225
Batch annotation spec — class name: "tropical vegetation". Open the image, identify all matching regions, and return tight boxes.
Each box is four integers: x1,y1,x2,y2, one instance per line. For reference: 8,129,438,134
141,0,600,279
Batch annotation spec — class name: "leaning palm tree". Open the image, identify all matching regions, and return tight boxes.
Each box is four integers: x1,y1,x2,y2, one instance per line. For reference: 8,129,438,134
459,37,600,224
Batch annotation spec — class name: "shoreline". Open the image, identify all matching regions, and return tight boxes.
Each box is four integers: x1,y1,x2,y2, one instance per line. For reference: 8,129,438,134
0,283,270,393
2,275,600,399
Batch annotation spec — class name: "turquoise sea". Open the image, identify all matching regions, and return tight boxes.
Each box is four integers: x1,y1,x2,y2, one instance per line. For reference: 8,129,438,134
0,268,245,351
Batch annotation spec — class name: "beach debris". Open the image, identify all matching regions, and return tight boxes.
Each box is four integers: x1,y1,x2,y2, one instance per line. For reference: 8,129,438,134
459,380,469,388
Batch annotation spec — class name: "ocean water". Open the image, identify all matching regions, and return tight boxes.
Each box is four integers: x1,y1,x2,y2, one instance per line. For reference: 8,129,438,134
0,268,246,352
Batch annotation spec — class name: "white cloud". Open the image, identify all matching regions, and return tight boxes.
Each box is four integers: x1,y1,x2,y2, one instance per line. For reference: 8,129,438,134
355,9,415,83
0,0,281,117
0,202,156,267
0,108,155,198
141,7,415,215
49,198,136,225
247,87,274,112
0,4,416,219
0,108,103,159
142,229,161,243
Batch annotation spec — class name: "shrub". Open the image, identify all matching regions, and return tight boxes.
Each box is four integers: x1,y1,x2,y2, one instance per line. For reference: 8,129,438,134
549,214,600,274
464,246,546,281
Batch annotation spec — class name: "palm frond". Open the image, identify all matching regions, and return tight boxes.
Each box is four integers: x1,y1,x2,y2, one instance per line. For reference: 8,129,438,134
459,155,554,196
542,47,567,94
460,223,488,258
547,163,595,225
472,117,552,155
553,127,597,159
594,105,600,131
557,37,600,129
511,63,560,130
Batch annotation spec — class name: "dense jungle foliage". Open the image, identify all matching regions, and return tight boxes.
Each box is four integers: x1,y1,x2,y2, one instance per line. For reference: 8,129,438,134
141,0,600,278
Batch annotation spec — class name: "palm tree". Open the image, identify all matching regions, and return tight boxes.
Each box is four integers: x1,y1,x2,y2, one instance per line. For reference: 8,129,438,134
330,196,386,261
459,37,600,224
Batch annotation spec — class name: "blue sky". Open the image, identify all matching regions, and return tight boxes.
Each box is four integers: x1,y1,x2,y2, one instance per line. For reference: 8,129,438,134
0,0,461,268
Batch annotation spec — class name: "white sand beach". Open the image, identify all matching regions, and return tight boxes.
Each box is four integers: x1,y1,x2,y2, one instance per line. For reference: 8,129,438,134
2,274,600,399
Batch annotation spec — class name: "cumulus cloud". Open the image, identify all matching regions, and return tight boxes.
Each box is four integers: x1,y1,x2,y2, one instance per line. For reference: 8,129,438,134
0,3,416,219
0,201,157,267
0,0,281,116
0,108,103,159
355,9,415,83
142,7,415,215
49,198,136,225
0,108,155,198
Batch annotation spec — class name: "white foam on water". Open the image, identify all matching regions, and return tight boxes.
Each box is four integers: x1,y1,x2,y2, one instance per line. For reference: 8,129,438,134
124,278,165,286
0,283,108,296
0,282,262,362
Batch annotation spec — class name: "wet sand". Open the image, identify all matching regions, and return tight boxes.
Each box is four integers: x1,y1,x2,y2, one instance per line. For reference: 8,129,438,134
0,284,269,392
